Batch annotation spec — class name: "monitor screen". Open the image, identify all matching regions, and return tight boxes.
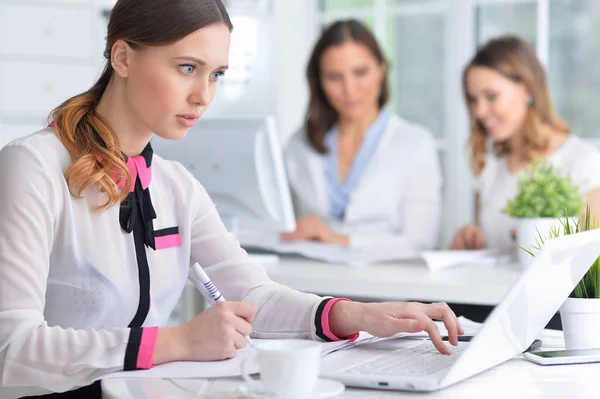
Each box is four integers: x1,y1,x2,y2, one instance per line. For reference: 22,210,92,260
152,116,296,234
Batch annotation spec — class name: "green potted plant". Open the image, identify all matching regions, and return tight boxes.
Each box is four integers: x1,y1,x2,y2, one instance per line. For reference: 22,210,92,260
503,161,584,268
523,207,600,350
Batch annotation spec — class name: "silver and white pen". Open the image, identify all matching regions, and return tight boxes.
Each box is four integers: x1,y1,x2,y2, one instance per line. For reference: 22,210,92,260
191,263,254,347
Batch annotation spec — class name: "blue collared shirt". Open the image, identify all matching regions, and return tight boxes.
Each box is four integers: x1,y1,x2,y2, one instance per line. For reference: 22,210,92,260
324,111,391,221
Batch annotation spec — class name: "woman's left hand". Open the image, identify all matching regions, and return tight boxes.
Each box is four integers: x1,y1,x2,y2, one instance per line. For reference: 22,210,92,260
328,301,464,355
280,214,349,246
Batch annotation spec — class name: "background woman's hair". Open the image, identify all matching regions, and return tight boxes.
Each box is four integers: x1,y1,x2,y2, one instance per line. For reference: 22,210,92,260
49,0,232,211
463,35,569,175
305,19,389,153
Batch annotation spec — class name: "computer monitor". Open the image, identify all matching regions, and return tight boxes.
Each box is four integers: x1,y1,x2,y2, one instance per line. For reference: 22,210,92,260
151,116,296,234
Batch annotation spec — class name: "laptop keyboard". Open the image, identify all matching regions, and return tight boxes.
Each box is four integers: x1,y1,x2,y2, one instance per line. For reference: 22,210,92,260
343,340,468,377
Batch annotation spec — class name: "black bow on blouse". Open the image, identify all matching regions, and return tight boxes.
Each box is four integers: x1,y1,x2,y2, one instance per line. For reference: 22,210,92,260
119,143,157,250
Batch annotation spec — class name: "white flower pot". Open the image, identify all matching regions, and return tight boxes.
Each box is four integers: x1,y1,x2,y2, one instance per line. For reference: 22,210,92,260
515,217,578,268
560,298,600,350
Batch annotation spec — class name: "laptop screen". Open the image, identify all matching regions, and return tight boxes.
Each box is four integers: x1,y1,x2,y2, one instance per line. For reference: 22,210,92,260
442,228,600,387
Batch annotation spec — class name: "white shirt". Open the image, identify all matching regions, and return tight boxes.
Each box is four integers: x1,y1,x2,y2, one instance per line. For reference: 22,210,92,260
285,114,442,253
477,134,600,255
0,129,344,398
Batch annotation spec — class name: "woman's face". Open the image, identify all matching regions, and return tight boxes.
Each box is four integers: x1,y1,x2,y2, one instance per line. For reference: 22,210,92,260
319,41,386,122
465,66,530,143
121,23,230,140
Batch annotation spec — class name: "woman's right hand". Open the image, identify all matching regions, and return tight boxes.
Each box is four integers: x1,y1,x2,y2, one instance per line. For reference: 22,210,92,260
153,301,257,365
450,224,486,250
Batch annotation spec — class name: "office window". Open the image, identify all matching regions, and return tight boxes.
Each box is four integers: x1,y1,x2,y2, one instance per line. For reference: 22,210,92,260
387,0,438,4
386,12,445,138
549,0,600,138
225,0,270,11
322,0,373,10
321,0,374,28
476,2,537,45
322,14,375,30
205,0,275,118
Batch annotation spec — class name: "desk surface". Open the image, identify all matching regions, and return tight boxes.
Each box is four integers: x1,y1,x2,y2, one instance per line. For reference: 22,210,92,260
103,330,593,398
262,256,523,306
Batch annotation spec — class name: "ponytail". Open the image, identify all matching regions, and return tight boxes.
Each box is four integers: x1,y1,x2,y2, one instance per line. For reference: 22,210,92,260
49,64,132,212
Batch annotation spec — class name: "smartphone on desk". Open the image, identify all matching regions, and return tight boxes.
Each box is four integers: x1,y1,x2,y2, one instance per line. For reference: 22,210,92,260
524,348,600,366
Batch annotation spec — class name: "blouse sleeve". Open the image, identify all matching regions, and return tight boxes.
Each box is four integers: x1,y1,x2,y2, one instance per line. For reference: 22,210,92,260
0,143,156,398
185,164,357,341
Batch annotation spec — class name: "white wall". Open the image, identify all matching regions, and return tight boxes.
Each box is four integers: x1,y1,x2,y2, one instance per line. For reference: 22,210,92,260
0,0,110,148
200,1,320,144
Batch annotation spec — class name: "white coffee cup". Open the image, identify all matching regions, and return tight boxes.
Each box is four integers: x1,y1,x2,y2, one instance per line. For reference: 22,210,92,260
240,339,322,397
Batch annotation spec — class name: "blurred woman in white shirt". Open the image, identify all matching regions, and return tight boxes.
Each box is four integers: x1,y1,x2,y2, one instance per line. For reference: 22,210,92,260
0,2,462,398
451,35,600,255
283,20,442,254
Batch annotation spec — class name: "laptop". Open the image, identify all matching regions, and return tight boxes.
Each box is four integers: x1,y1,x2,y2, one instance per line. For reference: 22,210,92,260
321,228,600,392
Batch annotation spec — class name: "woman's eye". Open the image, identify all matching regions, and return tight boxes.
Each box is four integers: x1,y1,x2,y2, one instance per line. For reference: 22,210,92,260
210,71,225,81
179,65,195,74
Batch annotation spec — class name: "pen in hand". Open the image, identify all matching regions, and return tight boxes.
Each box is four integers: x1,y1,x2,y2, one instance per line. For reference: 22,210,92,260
191,263,254,347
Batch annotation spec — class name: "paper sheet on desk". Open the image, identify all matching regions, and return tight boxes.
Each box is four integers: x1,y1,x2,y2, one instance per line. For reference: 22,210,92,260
104,346,258,379
241,234,419,266
421,250,509,271
321,316,482,356
103,337,402,380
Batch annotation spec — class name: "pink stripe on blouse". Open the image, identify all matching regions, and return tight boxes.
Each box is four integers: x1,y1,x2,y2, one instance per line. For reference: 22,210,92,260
155,234,181,250
137,327,158,369
321,298,360,342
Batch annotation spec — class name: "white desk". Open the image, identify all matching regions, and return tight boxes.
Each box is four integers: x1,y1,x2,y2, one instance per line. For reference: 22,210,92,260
102,330,594,398
172,255,523,325
263,256,523,306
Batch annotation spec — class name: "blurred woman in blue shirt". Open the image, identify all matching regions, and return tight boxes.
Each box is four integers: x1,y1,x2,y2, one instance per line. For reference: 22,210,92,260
283,19,442,254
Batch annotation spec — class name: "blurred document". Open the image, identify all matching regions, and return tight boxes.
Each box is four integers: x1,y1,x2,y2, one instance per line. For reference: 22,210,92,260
105,347,257,379
421,250,507,271
241,233,418,266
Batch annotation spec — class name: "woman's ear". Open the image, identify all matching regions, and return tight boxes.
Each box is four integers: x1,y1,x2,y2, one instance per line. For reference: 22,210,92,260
111,39,133,78
526,95,534,107
519,83,533,107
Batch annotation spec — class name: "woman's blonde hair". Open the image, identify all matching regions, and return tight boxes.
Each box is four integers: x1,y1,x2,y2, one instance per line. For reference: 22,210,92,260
463,35,569,176
49,0,232,211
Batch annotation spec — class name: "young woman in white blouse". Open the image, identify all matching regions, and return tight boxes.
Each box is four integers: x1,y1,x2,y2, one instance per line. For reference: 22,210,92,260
451,36,600,254
0,1,462,398
282,20,442,253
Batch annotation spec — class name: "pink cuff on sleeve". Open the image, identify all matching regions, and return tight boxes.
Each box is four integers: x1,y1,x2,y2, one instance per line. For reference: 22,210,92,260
321,298,360,342
137,327,158,369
